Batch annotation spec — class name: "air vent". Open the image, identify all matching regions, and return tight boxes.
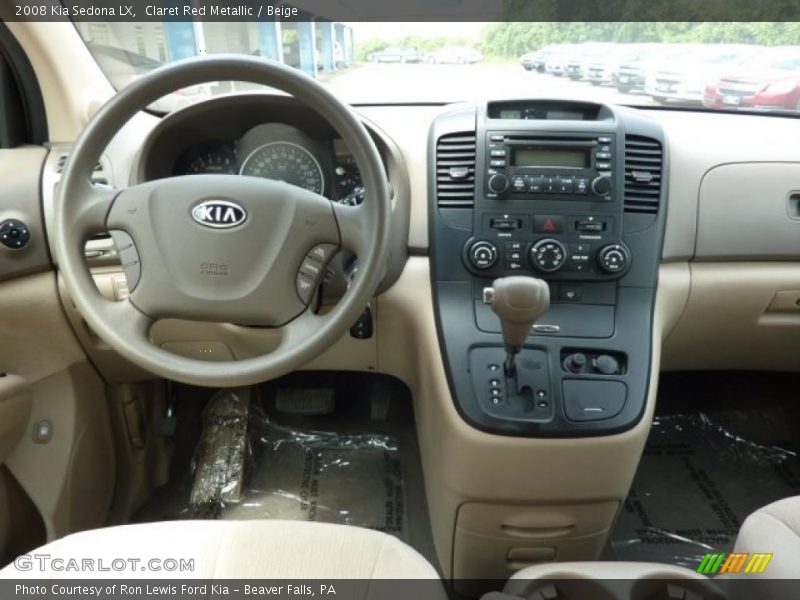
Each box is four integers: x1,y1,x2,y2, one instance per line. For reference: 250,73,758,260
436,132,476,208
56,154,104,176
54,152,112,243
623,135,663,214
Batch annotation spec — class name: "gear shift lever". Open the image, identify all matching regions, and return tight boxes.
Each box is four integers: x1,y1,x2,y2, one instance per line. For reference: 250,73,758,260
483,276,550,378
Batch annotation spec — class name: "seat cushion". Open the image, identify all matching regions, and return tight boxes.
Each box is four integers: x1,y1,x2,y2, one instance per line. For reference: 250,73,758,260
2,520,441,580
734,496,800,578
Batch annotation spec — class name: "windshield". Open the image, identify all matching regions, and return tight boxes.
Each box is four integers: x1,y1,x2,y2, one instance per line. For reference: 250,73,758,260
77,22,800,114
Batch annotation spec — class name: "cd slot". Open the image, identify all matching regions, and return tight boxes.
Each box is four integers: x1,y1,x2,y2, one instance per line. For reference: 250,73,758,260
506,140,597,148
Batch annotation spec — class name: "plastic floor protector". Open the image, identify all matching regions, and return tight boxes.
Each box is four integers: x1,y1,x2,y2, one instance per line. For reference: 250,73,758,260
220,425,406,539
612,409,800,568
174,388,408,540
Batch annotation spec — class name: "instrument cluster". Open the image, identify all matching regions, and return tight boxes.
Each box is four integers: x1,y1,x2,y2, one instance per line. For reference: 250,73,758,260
172,123,364,205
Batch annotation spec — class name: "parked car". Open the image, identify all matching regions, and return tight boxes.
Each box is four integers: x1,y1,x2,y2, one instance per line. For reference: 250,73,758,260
367,47,425,63
545,44,578,76
584,44,652,86
613,44,681,93
427,46,482,65
520,51,538,70
523,45,564,72
645,44,762,104
703,46,800,111
564,43,615,80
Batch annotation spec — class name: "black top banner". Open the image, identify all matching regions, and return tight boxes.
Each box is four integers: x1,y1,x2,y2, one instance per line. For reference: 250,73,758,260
2,0,800,22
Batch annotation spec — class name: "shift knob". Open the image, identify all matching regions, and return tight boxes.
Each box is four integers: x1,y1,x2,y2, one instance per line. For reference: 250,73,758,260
484,276,550,351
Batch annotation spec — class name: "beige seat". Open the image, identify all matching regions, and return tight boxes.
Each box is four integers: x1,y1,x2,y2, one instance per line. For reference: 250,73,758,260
1,520,442,582
734,496,800,579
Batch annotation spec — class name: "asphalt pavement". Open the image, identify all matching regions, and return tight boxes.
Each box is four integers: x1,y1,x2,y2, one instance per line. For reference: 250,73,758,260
323,62,663,106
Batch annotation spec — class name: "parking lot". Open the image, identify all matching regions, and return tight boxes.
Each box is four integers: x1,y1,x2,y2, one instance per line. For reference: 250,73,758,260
324,62,666,106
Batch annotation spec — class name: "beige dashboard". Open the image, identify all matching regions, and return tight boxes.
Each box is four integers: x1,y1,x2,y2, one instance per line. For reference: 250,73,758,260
3,21,800,584
46,103,800,378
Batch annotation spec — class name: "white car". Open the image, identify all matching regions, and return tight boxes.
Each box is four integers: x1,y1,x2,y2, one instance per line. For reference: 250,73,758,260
428,46,482,65
544,44,577,76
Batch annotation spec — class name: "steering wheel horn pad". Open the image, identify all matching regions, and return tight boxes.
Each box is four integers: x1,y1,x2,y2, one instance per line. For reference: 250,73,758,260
105,175,341,326
55,55,390,387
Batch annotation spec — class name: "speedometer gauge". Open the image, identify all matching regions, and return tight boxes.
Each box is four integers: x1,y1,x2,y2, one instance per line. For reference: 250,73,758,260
239,142,324,195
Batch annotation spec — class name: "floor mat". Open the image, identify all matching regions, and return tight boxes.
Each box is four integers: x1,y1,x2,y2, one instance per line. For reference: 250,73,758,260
218,425,406,537
134,376,435,562
611,408,800,568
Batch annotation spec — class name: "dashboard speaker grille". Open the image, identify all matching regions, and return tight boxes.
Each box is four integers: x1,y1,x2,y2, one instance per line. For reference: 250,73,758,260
436,132,476,208
624,135,663,215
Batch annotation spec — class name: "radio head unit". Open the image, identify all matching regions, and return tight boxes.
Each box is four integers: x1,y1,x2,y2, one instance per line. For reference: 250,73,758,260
485,132,614,200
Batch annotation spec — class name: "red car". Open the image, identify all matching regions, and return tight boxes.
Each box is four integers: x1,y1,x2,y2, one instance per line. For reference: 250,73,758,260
704,48,800,112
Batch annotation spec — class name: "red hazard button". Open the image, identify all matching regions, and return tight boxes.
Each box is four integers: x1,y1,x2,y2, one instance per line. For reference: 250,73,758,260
533,215,564,234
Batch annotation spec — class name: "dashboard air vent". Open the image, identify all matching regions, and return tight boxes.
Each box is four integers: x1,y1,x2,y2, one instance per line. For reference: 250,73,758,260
436,132,476,208
56,154,104,175
623,135,663,215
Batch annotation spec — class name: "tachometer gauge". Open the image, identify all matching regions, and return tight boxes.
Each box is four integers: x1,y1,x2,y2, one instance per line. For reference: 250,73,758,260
175,142,237,175
239,141,324,195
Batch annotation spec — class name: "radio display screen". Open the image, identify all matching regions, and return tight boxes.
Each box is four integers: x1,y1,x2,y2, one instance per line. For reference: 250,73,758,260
512,147,589,168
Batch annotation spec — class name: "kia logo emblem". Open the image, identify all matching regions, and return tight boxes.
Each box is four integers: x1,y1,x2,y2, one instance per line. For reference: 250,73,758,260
191,200,247,229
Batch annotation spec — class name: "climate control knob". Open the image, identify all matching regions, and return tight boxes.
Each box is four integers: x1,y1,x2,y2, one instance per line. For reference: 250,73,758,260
591,175,613,196
487,173,509,194
530,239,567,273
468,241,498,270
597,244,631,274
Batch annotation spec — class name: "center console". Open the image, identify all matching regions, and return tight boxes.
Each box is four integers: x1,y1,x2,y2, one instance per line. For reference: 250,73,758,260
429,100,667,436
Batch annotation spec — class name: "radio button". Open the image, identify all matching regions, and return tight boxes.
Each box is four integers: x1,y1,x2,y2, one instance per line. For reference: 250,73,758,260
599,145,611,153
490,159,507,168
591,175,613,197
487,173,509,194
533,215,564,234
528,176,545,193
558,177,574,194
511,175,527,192
490,149,507,157
544,177,558,193
596,151,612,160
490,134,504,142
598,136,612,144
574,177,589,194
595,161,611,170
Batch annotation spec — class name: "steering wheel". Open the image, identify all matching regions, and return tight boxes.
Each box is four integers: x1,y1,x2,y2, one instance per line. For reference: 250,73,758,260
55,56,390,387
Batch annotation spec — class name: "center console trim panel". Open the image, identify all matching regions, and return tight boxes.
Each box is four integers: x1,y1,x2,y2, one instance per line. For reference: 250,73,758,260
429,100,668,437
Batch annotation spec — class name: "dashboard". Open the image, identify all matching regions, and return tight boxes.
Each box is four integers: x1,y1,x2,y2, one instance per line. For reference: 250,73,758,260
171,124,365,206
134,95,382,209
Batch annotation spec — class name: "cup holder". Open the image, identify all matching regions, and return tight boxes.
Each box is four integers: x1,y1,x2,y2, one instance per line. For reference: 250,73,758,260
498,562,726,600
